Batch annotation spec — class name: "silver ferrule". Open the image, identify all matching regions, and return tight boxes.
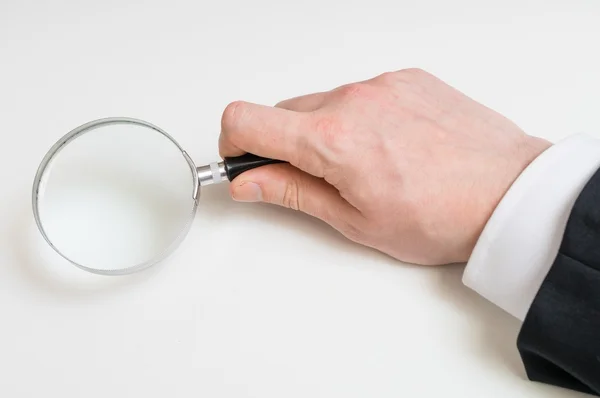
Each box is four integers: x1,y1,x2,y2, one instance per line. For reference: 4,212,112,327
197,161,227,186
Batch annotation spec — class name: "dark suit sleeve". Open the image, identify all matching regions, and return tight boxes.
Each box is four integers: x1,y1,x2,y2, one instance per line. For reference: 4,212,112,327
517,167,600,396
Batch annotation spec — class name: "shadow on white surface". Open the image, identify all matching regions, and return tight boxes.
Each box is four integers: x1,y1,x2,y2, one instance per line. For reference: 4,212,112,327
196,182,384,259
433,266,584,397
437,264,526,374
8,207,164,298
196,184,570,395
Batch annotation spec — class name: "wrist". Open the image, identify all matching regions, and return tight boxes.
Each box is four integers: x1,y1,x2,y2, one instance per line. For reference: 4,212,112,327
520,135,553,169
463,133,600,319
460,134,552,263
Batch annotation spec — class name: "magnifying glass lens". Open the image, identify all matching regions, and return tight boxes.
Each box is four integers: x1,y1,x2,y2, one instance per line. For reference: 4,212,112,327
34,121,197,274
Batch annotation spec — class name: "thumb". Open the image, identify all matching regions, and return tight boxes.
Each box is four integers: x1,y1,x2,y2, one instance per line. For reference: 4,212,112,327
230,163,362,233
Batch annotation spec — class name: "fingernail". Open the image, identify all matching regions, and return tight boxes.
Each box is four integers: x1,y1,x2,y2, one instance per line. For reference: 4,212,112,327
232,182,263,202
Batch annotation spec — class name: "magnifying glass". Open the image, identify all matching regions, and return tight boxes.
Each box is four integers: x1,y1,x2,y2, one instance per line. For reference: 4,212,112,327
32,117,281,276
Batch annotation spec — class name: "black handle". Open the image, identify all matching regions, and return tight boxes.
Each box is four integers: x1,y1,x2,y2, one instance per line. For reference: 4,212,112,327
224,153,285,181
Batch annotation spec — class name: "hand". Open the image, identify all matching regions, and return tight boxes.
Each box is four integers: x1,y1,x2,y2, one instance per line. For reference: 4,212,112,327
218,68,551,265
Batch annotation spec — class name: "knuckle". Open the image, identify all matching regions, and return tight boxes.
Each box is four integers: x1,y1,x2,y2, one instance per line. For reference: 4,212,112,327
282,180,301,211
398,67,429,81
314,115,341,136
337,82,369,100
375,71,399,85
314,115,344,151
221,100,248,131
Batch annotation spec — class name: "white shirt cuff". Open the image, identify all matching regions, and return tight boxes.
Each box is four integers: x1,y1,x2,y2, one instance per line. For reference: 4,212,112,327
462,133,600,321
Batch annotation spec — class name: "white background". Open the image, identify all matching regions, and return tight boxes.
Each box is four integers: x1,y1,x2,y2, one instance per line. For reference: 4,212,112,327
1,0,598,397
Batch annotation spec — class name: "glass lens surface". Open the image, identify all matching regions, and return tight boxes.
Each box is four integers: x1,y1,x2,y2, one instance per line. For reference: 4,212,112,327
34,120,197,273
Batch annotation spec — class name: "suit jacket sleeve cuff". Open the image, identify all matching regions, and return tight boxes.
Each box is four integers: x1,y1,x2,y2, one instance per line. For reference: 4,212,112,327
462,133,600,321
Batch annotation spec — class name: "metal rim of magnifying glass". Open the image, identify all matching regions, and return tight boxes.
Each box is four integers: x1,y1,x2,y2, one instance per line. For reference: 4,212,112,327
31,117,201,276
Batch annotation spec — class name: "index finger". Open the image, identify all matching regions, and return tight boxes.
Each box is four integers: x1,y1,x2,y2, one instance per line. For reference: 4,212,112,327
219,101,324,176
